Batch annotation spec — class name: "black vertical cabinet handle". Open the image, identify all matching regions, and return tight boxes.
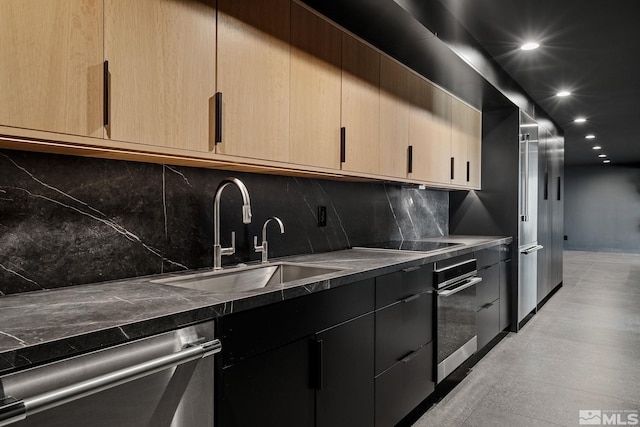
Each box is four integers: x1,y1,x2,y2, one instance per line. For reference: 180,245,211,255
214,92,223,144
314,339,324,391
340,127,346,163
450,157,455,180
407,145,413,174
466,161,470,182
557,176,561,201
103,61,110,127
544,171,549,200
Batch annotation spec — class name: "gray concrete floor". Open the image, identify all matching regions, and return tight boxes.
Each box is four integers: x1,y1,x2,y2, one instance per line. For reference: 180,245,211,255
413,250,640,427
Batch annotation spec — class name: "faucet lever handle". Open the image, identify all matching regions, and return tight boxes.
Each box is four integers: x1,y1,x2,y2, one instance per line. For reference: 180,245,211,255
220,231,236,256
253,235,263,252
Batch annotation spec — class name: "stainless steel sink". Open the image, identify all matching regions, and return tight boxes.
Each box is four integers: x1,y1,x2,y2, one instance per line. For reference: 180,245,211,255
151,262,345,294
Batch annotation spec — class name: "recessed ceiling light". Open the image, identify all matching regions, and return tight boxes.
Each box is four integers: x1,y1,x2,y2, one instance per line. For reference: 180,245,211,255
592,146,602,150
574,118,587,123
521,42,540,51
603,160,611,164
598,154,606,158
556,91,571,97
585,134,596,139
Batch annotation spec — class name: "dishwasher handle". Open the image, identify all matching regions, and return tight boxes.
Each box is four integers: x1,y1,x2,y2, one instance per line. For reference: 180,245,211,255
437,277,482,297
0,339,221,427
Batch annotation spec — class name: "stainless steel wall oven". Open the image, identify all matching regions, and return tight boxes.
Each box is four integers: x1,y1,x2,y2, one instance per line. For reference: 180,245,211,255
434,257,482,383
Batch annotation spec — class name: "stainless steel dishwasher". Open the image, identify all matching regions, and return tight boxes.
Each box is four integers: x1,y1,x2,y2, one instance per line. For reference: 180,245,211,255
0,320,219,427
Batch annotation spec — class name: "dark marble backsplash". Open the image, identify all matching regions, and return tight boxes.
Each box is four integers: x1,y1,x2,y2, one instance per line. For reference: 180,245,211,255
0,149,448,295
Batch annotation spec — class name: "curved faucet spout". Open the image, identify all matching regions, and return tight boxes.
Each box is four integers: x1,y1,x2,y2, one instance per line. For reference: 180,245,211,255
254,216,285,263
213,177,252,270
262,216,285,242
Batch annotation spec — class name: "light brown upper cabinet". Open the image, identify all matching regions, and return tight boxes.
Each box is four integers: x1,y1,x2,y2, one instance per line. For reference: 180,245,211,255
289,4,342,170
104,0,216,152
0,0,103,138
340,33,381,175
379,57,411,179
216,0,290,162
467,109,482,189
409,78,452,185
451,97,482,188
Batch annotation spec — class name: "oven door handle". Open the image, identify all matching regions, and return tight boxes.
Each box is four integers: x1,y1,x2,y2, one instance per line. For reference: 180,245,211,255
437,277,482,297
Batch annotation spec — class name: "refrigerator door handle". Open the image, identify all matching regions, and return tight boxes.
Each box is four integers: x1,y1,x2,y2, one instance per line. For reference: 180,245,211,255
520,133,530,222
521,245,544,255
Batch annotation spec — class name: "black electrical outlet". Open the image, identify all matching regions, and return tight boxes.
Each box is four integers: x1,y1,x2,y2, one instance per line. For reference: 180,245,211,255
317,206,327,227
564,235,568,241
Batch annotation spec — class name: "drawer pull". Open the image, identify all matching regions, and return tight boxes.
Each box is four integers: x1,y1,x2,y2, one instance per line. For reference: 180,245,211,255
400,349,420,364
401,266,421,273
401,294,421,304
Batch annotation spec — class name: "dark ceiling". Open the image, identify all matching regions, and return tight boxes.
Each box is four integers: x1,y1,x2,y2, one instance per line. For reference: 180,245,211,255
436,0,640,166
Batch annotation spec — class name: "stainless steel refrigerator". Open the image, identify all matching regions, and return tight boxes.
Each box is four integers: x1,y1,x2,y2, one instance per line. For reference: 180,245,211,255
517,112,542,324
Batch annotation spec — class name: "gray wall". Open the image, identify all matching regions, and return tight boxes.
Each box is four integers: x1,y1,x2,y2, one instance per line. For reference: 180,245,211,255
564,165,640,254
0,149,449,295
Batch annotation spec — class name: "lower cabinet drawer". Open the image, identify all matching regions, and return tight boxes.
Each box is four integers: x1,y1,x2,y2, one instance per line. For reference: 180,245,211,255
477,300,500,350
375,291,433,375
375,341,434,427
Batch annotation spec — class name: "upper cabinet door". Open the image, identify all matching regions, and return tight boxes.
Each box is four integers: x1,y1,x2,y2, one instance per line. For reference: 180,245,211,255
379,56,411,179
409,79,452,185
467,108,482,189
217,0,290,162
341,34,380,175
104,0,216,151
289,4,342,170
0,0,103,137
451,98,481,188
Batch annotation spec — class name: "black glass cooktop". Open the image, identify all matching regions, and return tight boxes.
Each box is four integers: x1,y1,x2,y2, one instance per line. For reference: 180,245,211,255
359,240,461,252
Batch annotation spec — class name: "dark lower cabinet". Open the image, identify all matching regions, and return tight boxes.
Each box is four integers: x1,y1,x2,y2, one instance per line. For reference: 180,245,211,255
217,279,375,427
375,342,434,427
499,259,512,331
315,313,374,427
476,263,500,349
477,300,500,349
220,337,315,427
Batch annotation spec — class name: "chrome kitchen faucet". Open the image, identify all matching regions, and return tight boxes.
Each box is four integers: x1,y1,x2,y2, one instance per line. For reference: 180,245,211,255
213,177,252,270
254,216,285,263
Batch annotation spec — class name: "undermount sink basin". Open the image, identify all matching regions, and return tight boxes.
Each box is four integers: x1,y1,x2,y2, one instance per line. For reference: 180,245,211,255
151,262,345,294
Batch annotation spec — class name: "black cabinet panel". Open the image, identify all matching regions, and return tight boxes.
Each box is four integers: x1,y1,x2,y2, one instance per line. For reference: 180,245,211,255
219,337,315,427
477,301,500,349
375,342,434,427
376,264,433,309
220,279,374,365
476,264,499,309
475,248,499,270
375,291,433,375
499,259,512,331
316,313,374,427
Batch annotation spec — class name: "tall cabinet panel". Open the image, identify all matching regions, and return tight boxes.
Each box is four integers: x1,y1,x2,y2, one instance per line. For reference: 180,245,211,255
551,132,565,288
217,0,290,161
379,56,411,178
408,80,452,185
537,127,552,303
290,4,342,169
340,33,381,175
104,0,216,151
0,0,103,138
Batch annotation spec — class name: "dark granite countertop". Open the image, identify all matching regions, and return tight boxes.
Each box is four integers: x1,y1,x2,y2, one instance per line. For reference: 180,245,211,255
0,235,511,375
